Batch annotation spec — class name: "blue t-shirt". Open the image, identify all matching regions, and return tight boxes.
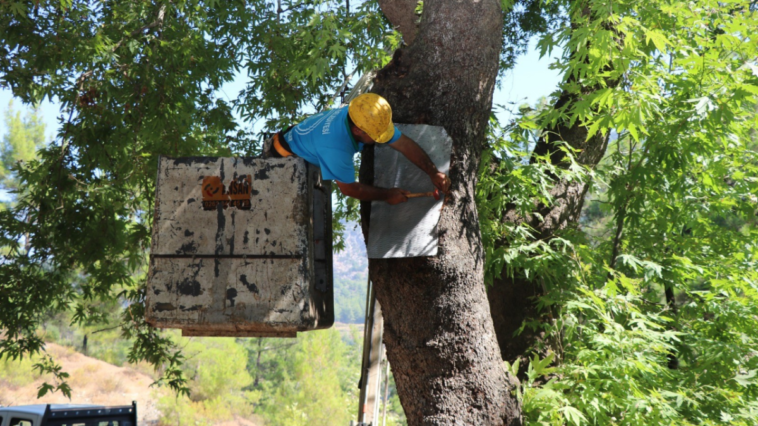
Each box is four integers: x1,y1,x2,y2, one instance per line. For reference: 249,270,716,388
284,106,402,183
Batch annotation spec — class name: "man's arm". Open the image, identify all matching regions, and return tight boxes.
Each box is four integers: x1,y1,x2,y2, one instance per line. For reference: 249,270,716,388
389,135,451,192
336,181,409,205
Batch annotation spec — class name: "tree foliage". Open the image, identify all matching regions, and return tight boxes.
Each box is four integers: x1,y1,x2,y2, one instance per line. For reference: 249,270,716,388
478,0,758,423
254,329,357,426
158,336,257,425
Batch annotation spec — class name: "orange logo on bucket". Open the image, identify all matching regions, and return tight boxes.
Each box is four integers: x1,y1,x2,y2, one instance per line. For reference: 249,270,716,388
201,175,252,210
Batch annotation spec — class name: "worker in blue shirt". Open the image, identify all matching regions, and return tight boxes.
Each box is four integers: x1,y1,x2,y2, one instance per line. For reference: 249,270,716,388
264,93,450,205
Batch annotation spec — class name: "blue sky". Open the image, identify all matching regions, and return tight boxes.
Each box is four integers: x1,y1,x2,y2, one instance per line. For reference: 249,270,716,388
0,39,562,143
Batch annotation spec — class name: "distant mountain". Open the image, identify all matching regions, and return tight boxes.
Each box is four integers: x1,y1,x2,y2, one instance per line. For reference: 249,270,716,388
333,221,368,324
334,221,367,280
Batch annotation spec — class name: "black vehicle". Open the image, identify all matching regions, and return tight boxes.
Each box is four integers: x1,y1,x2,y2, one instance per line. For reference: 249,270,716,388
0,402,136,426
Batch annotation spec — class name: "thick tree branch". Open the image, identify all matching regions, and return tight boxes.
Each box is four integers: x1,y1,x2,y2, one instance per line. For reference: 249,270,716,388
377,0,419,45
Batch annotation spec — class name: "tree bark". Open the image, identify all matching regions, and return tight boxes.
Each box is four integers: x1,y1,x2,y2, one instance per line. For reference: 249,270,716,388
361,1,521,425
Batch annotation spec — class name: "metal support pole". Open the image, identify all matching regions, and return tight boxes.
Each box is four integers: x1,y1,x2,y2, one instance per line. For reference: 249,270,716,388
357,279,384,425
372,341,383,423
381,350,390,426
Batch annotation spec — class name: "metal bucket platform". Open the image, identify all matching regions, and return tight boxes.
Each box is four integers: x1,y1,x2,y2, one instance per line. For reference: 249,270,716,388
145,156,333,337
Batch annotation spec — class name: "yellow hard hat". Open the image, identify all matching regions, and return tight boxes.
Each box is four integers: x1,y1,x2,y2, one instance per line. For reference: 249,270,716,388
348,93,395,143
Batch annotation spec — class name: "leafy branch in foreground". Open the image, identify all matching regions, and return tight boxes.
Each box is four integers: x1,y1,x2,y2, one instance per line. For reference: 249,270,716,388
33,354,72,399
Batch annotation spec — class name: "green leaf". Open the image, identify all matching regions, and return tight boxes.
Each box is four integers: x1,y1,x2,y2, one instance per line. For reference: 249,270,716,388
644,29,670,52
37,382,54,399
627,122,639,142
702,173,714,188
691,96,715,116
9,2,28,18
559,406,587,426
59,382,72,399
734,369,757,387
586,119,602,140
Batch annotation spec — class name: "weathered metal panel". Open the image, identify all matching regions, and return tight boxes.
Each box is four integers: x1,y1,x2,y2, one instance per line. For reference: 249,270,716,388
148,257,309,327
182,329,297,338
152,157,309,256
145,156,333,337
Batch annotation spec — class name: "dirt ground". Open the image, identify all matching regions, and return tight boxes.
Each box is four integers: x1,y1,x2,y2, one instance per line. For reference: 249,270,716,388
0,343,260,426
0,343,162,423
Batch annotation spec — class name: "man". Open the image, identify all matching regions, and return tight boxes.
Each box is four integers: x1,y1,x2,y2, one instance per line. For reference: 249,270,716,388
264,93,450,204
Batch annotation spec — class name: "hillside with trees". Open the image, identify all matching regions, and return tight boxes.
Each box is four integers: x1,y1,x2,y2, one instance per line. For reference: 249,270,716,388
333,222,369,324
2,304,406,425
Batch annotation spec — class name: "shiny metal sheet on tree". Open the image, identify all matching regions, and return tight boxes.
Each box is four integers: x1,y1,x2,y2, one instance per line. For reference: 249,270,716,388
146,157,333,337
367,124,452,259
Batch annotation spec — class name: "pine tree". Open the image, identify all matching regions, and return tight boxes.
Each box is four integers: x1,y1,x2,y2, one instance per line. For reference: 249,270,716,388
0,101,45,192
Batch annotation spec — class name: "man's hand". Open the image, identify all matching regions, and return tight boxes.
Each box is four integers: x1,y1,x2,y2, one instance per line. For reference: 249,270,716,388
386,188,410,205
430,171,451,193
336,181,410,204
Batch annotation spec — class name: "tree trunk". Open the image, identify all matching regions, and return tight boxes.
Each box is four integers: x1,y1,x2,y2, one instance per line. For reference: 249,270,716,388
360,1,521,425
